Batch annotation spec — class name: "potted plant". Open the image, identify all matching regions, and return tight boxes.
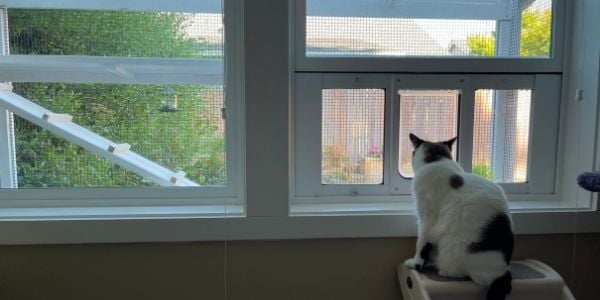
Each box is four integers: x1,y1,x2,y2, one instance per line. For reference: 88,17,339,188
360,144,383,183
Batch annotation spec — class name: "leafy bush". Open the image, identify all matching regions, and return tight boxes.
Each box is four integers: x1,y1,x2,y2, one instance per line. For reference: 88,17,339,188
472,164,495,181
467,9,551,57
322,145,352,183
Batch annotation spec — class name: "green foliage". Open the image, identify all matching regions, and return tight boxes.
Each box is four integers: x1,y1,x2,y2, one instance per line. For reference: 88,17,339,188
467,33,495,56
8,9,220,59
472,164,495,181
322,145,352,183
8,9,225,187
466,9,551,57
519,9,552,57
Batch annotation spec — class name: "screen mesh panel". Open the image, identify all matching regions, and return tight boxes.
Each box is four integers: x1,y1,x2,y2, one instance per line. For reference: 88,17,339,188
7,9,223,59
307,16,495,57
517,0,552,57
398,90,459,178
473,89,531,183
321,89,385,184
305,0,552,58
12,83,225,188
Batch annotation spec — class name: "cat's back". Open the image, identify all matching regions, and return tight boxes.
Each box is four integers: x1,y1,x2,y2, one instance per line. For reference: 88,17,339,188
413,160,509,212
449,171,509,211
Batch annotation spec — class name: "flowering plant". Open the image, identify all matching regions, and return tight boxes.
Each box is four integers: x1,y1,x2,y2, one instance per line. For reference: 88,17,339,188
367,144,383,158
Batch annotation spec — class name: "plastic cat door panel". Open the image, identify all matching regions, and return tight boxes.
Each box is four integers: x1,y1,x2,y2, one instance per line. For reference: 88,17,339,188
398,259,574,300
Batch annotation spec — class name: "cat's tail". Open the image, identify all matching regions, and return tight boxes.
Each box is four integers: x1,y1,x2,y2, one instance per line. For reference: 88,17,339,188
487,271,512,300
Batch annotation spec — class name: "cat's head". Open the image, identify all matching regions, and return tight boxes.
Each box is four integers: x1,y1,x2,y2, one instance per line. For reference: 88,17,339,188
409,133,457,173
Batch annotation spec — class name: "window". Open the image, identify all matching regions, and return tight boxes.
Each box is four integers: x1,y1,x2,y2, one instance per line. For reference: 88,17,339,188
305,0,552,58
295,73,560,205
295,0,565,72
0,0,593,244
293,0,565,208
0,1,243,208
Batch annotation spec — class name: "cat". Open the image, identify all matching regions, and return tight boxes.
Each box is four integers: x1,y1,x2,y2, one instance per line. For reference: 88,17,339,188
404,133,514,300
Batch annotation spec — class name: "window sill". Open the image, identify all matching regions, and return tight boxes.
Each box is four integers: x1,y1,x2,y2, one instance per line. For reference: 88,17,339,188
0,204,244,220
289,194,585,215
0,200,598,245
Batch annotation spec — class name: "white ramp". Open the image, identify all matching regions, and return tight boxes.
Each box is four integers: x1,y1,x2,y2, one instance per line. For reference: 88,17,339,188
0,83,199,187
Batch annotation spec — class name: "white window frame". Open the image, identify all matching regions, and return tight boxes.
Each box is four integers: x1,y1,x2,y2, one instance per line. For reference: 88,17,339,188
293,73,562,208
294,0,566,73
0,0,599,245
0,0,245,216
294,73,392,198
290,0,585,214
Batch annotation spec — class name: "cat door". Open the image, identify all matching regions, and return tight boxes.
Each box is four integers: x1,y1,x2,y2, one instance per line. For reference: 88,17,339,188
321,88,385,185
397,89,460,178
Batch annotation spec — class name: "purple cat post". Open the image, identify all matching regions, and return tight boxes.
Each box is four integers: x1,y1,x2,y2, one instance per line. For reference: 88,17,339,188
577,172,600,192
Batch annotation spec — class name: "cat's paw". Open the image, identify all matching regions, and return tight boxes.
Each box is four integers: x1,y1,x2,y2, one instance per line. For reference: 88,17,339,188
404,257,424,270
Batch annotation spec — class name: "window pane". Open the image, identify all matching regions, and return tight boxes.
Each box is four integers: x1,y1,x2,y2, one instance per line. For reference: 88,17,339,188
8,9,223,59
473,89,531,183
12,83,225,188
322,89,385,184
306,0,551,58
398,90,459,177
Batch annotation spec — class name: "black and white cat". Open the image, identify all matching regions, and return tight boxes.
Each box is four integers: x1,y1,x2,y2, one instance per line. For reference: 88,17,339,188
404,133,514,300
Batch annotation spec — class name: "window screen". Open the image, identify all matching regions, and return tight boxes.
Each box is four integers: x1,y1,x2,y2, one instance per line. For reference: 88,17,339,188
8,9,223,59
321,89,385,184
398,90,459,178
12,83,225,188
305,0,552,58
473,89,531,183
2,2,229,189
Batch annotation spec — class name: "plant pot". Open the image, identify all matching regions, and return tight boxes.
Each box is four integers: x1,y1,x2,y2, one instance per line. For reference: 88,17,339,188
360,157,383,183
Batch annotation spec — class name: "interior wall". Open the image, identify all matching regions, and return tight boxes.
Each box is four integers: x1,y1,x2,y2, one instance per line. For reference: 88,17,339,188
0,234,598,300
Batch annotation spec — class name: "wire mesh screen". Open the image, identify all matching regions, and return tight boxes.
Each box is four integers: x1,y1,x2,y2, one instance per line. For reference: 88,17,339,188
518,0,552,57
398,90,459,178
306,16,495,57
305,0,552,58
321,89,385,184
12,83,225,188
7,9,223,59
473,89,531,183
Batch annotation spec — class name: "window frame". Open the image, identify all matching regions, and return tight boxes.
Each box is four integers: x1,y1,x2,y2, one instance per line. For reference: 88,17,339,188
0,0,598,245
293,73,560,204
0,0,245,210
294,0,566,73
294,73,392,197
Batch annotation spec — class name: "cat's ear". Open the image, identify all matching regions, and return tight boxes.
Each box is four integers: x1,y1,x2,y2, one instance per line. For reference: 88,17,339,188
409,133,424,149
444,137,457,150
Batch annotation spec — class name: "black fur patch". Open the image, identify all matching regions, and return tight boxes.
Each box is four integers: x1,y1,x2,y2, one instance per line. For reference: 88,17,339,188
415,242,433,271
424,143,452,163
449,174,464,189
420,242,433,263
487,271,512,300
468,214,514,264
